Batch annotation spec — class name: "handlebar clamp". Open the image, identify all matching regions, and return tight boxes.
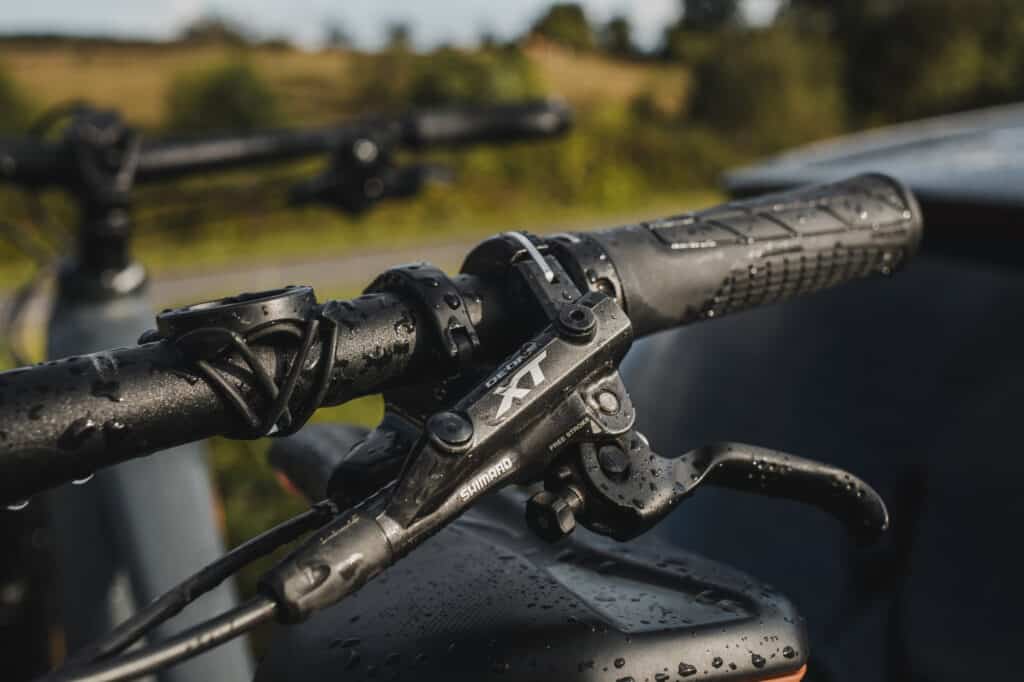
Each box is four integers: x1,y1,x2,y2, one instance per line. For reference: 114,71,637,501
154,286,317,345
144,285,337,438
366,264,480,369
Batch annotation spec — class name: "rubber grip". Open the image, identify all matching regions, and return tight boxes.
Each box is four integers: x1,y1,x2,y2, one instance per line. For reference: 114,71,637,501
587,174,923,337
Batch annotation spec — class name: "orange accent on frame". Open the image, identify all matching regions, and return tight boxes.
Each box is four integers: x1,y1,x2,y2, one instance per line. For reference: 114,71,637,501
759,664,807,682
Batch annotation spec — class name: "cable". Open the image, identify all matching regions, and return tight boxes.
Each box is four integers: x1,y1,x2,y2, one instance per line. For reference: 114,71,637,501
62,502,335,669
177,310,339,438
43,597,277,682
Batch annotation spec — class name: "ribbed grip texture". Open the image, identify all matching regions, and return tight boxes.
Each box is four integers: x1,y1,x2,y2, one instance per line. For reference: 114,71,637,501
587,174,923,336
657,174,918,319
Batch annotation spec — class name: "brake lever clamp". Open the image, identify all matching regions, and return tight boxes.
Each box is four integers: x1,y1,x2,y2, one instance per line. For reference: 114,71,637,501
326,231,632,511
374,235,638,537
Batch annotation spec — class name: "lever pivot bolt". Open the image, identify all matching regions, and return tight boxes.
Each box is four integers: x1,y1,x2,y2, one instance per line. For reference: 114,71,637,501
426,411,474,452
596,390,620,415
597,444,631,480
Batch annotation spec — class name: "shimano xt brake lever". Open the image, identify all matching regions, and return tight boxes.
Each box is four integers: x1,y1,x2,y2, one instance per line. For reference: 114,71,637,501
259,230,890,626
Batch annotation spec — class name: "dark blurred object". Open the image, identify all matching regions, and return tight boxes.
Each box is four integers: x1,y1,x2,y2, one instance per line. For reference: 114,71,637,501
626,105,1024,681
0,503,54,680
268,424,369,502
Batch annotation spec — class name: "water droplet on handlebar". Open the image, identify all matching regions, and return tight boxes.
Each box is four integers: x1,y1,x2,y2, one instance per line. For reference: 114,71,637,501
751,653,766,668
60,417,99,451
678,662,698,676
6,499,29,511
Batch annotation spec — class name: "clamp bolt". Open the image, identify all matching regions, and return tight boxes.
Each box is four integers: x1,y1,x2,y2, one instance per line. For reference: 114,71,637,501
426,411,474,452
557,304,596,340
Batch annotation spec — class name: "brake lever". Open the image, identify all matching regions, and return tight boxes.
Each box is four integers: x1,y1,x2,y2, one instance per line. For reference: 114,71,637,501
532,436,889,545
259,231,890,626
288,131,451,214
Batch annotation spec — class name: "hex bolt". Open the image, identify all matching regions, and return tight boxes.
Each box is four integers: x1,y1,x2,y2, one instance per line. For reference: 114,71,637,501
556,304,596,341
597,444,631,481
426,411,474,453
526,487,586,542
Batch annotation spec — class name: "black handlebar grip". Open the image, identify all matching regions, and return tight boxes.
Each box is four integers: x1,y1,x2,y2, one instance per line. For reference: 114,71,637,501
587,173,923,337
403,99,572,147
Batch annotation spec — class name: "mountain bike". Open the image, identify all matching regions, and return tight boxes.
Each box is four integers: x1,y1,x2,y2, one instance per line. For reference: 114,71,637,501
0,172,923,682
0,99,572,681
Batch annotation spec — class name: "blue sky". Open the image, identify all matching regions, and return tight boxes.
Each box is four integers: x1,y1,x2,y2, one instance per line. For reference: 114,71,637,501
0,1,781,49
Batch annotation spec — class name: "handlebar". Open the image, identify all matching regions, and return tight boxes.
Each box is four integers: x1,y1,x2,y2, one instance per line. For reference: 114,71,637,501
0,99,572,188
0,174,922,505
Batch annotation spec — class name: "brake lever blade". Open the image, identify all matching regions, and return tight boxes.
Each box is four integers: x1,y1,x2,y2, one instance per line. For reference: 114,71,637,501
684,443,890,544
574,439,888,545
